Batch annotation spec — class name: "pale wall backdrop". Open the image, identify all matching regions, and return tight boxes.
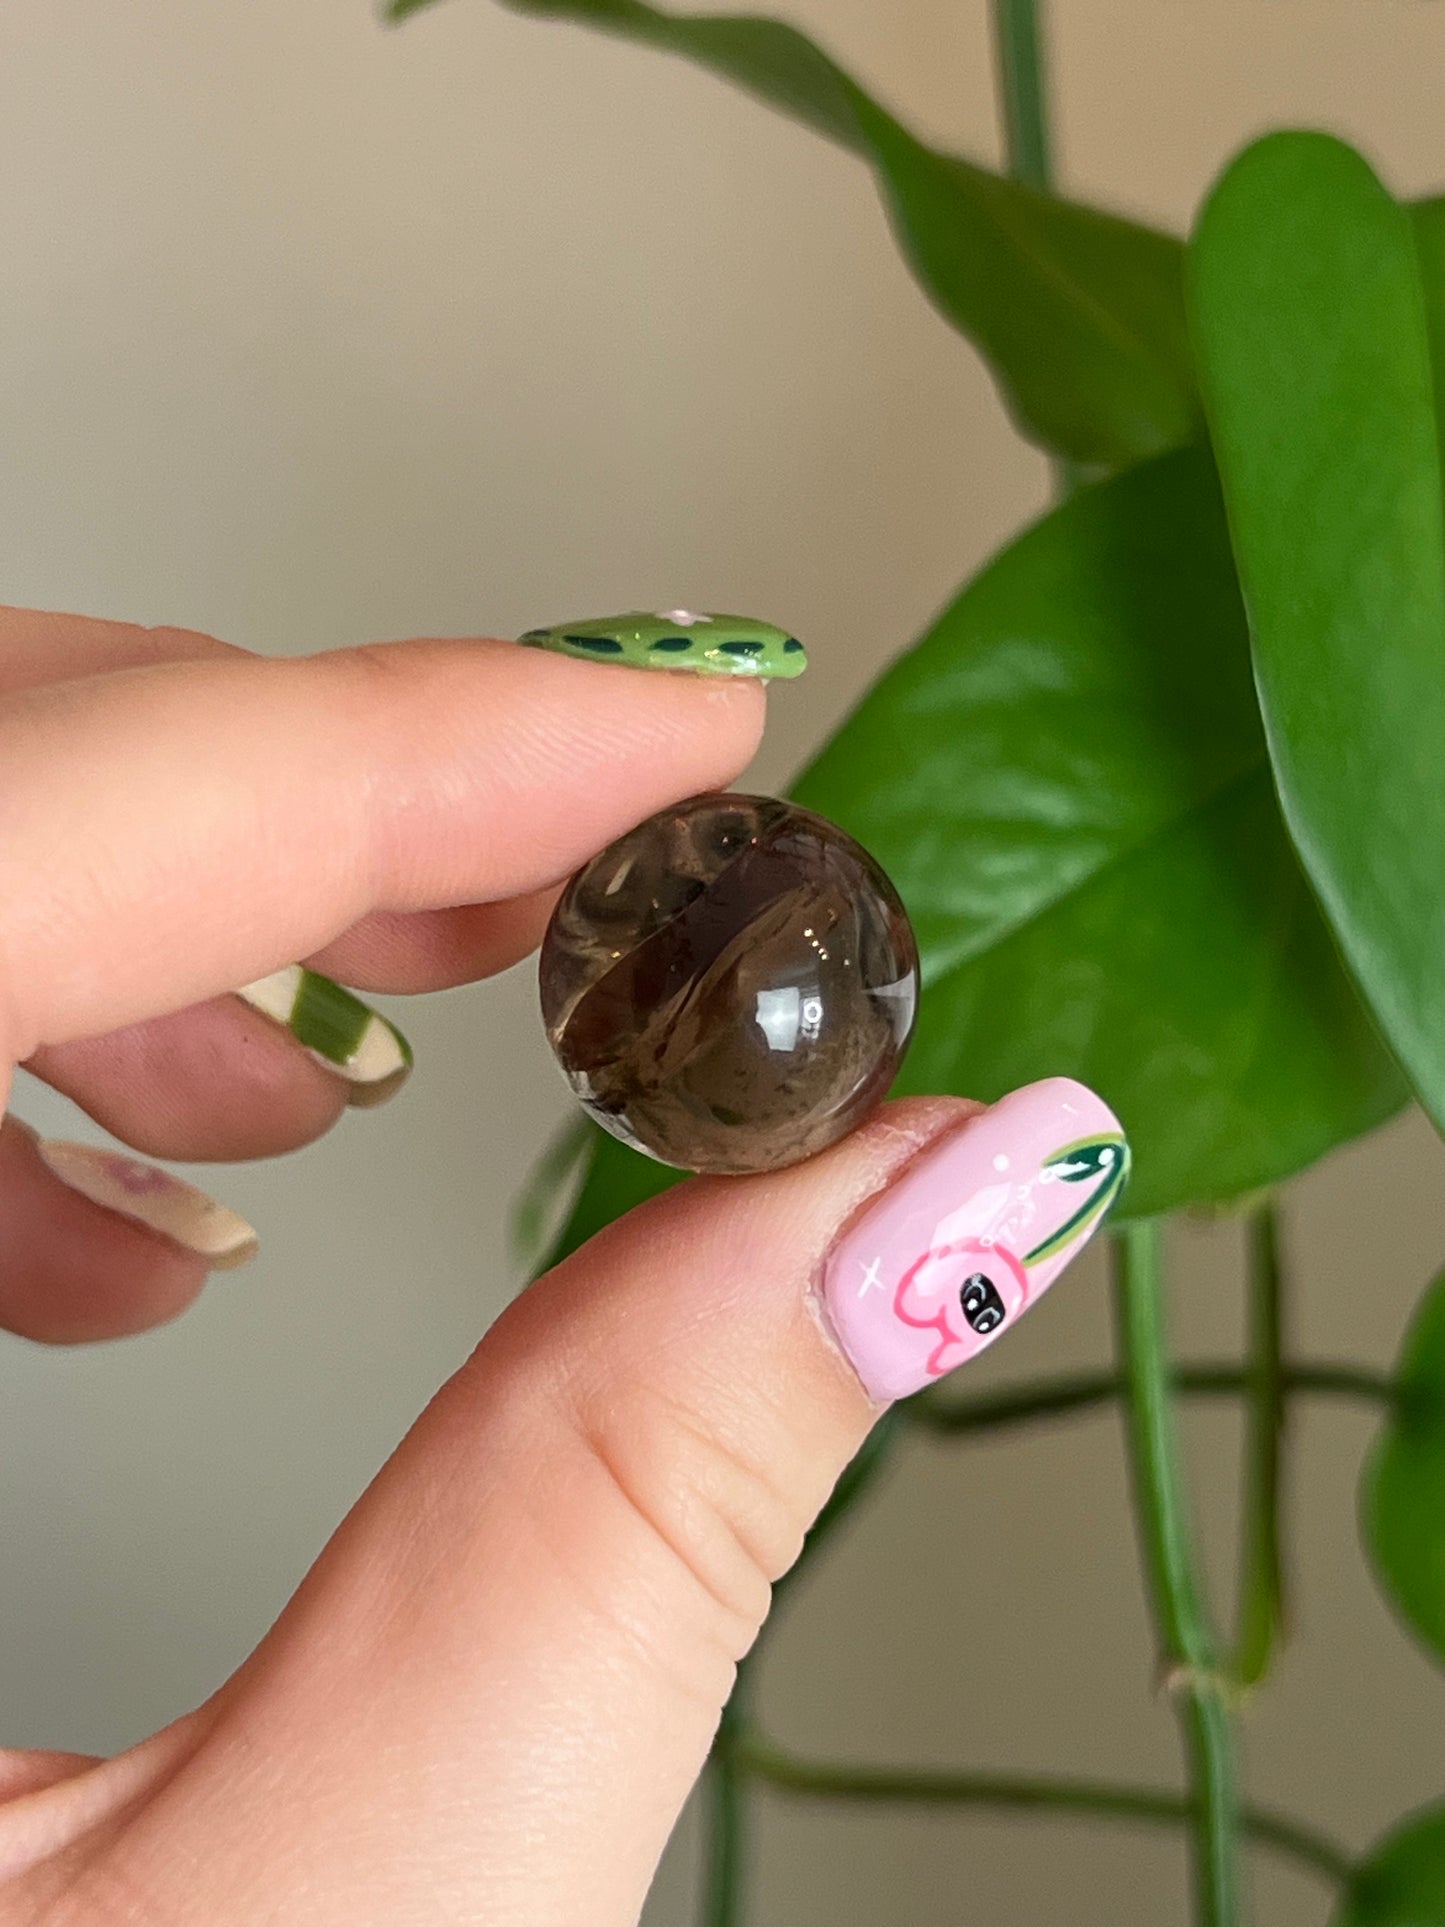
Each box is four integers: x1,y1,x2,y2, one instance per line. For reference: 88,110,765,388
2,5,1444,1923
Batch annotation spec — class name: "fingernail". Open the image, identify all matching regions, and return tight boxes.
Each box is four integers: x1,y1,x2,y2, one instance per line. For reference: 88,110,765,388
516,610,806,680
235,967,413,1107
820,1078,1129,1401
35,1139,259,1270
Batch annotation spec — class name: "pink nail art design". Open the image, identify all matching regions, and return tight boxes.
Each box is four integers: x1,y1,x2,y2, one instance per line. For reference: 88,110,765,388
35,1139,259,1270
820,1078,1128,1401
100,1151,176,1198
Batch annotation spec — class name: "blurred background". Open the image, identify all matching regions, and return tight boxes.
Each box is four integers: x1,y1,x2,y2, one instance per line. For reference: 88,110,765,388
2,3,1444,1921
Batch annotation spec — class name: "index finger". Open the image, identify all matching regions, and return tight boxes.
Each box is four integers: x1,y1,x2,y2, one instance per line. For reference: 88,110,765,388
0,605,560,994
0,638,764,1059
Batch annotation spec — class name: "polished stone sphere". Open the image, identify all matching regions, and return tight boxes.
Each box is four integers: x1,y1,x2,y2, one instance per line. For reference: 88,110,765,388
539,792,919,1174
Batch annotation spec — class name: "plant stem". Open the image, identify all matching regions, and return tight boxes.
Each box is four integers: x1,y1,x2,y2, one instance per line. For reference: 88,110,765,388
990,0,1082,499
991,0,1053,190
705,1692,749,1927
1111,1221,1239,1925
910,1360,1394,1436
771,1405,907,1616
1231,1201,1286,1687
735,1735,1351,1889
703,1406,908,1924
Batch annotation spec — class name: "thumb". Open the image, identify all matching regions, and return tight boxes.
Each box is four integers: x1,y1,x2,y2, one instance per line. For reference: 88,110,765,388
28,1081,1123,1927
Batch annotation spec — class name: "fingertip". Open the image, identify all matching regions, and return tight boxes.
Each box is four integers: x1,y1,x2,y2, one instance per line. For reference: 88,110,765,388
0,632,773,1056
0,1119,238,1344
821,1079,1129,1402
28,998,352,1162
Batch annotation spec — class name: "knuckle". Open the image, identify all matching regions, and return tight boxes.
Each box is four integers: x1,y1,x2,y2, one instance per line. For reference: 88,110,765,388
310,639,421,723
568,1377,803,1666
141,620,219,656
325,637,411,687
319,636,463,708
10,1848,164,1927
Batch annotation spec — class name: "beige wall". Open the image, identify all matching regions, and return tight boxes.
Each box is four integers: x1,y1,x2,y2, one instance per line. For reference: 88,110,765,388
2,3,1444,1921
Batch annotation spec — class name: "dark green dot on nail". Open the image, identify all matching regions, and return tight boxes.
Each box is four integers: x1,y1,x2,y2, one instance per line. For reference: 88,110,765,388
650,636,694,652
564,633,625,654
719,640,765,657
519,628,550,642
784,637,805,652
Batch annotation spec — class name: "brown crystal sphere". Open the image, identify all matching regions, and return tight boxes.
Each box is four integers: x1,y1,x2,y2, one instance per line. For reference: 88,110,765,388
539,792,919,1175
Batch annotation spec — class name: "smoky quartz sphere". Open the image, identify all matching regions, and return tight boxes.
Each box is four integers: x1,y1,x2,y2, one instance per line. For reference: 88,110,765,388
539,792,919,1175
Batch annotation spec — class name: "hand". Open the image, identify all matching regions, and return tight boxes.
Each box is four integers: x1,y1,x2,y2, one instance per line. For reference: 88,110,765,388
0,606,1116,1924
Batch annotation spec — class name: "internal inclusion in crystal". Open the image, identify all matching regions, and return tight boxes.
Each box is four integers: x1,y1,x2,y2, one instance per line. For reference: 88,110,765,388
539,792,920,1175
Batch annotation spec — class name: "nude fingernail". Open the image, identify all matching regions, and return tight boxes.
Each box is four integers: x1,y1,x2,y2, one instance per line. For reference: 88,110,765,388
235,966,412,1107
820,1078,1129,1402
35,1139,259,1270
516,610,807,680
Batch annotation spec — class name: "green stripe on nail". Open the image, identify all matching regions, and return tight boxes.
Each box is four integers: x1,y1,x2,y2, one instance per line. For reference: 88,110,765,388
235,966,413,1096
1024,1135,1131,1266
517,610,807,680
290,969,374,1063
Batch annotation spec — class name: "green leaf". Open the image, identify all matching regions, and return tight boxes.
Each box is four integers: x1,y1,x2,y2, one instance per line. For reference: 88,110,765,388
1047,1138,1126,1183
532,450,1406,1269
1334,1804,1445,1926
792,448,1406,1218
1190,133,1445,1136
544,1121,686,1270
1410,194,1445,452
509,1114,596,1273
1364,1266,1445,1667
1024,1137,1129,1265
389,0,1199,468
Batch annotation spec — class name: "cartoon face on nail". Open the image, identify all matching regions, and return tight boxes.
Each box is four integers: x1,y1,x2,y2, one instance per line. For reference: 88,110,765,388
894,1238,1029,1376
960,1271,1007,1334
822,1081,1130,1403
891,1133,1128,1380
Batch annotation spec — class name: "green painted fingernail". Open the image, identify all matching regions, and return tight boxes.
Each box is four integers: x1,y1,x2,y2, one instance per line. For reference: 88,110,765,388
517,610,806,680
235,967,413,1108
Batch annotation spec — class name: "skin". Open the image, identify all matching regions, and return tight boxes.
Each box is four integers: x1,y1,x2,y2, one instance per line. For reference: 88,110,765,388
0,604,976,1926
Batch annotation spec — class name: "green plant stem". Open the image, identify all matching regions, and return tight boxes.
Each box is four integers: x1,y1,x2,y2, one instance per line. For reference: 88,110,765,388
989,0,1081,498
705,1693,749,1927
772,1404,907,1616
910,1359,1393,1435
1111,1221,1239,1925
732,1735,1351,1889
704,1406,908,1924
991,0,1053,190
1231,1200,1286,1687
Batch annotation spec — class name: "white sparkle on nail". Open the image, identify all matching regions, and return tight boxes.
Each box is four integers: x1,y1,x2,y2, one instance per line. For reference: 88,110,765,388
992,1152,1011,1172
858,1256,884,1298
656,608,712,625
1048,1159,1089,1181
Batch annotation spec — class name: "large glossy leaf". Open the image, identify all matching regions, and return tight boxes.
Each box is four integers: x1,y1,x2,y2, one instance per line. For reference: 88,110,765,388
1334,1805,1445,1927
388,0,1199,468
1364,1267,1445,1667
793,447,1405,1216
539,450,1406,1266
1410,195,1445,450
1191,134,1445,1136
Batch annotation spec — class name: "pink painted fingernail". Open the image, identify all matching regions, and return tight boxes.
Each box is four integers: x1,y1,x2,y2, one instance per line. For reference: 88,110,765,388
820,1078,1128,1401
35,1139,259,1271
